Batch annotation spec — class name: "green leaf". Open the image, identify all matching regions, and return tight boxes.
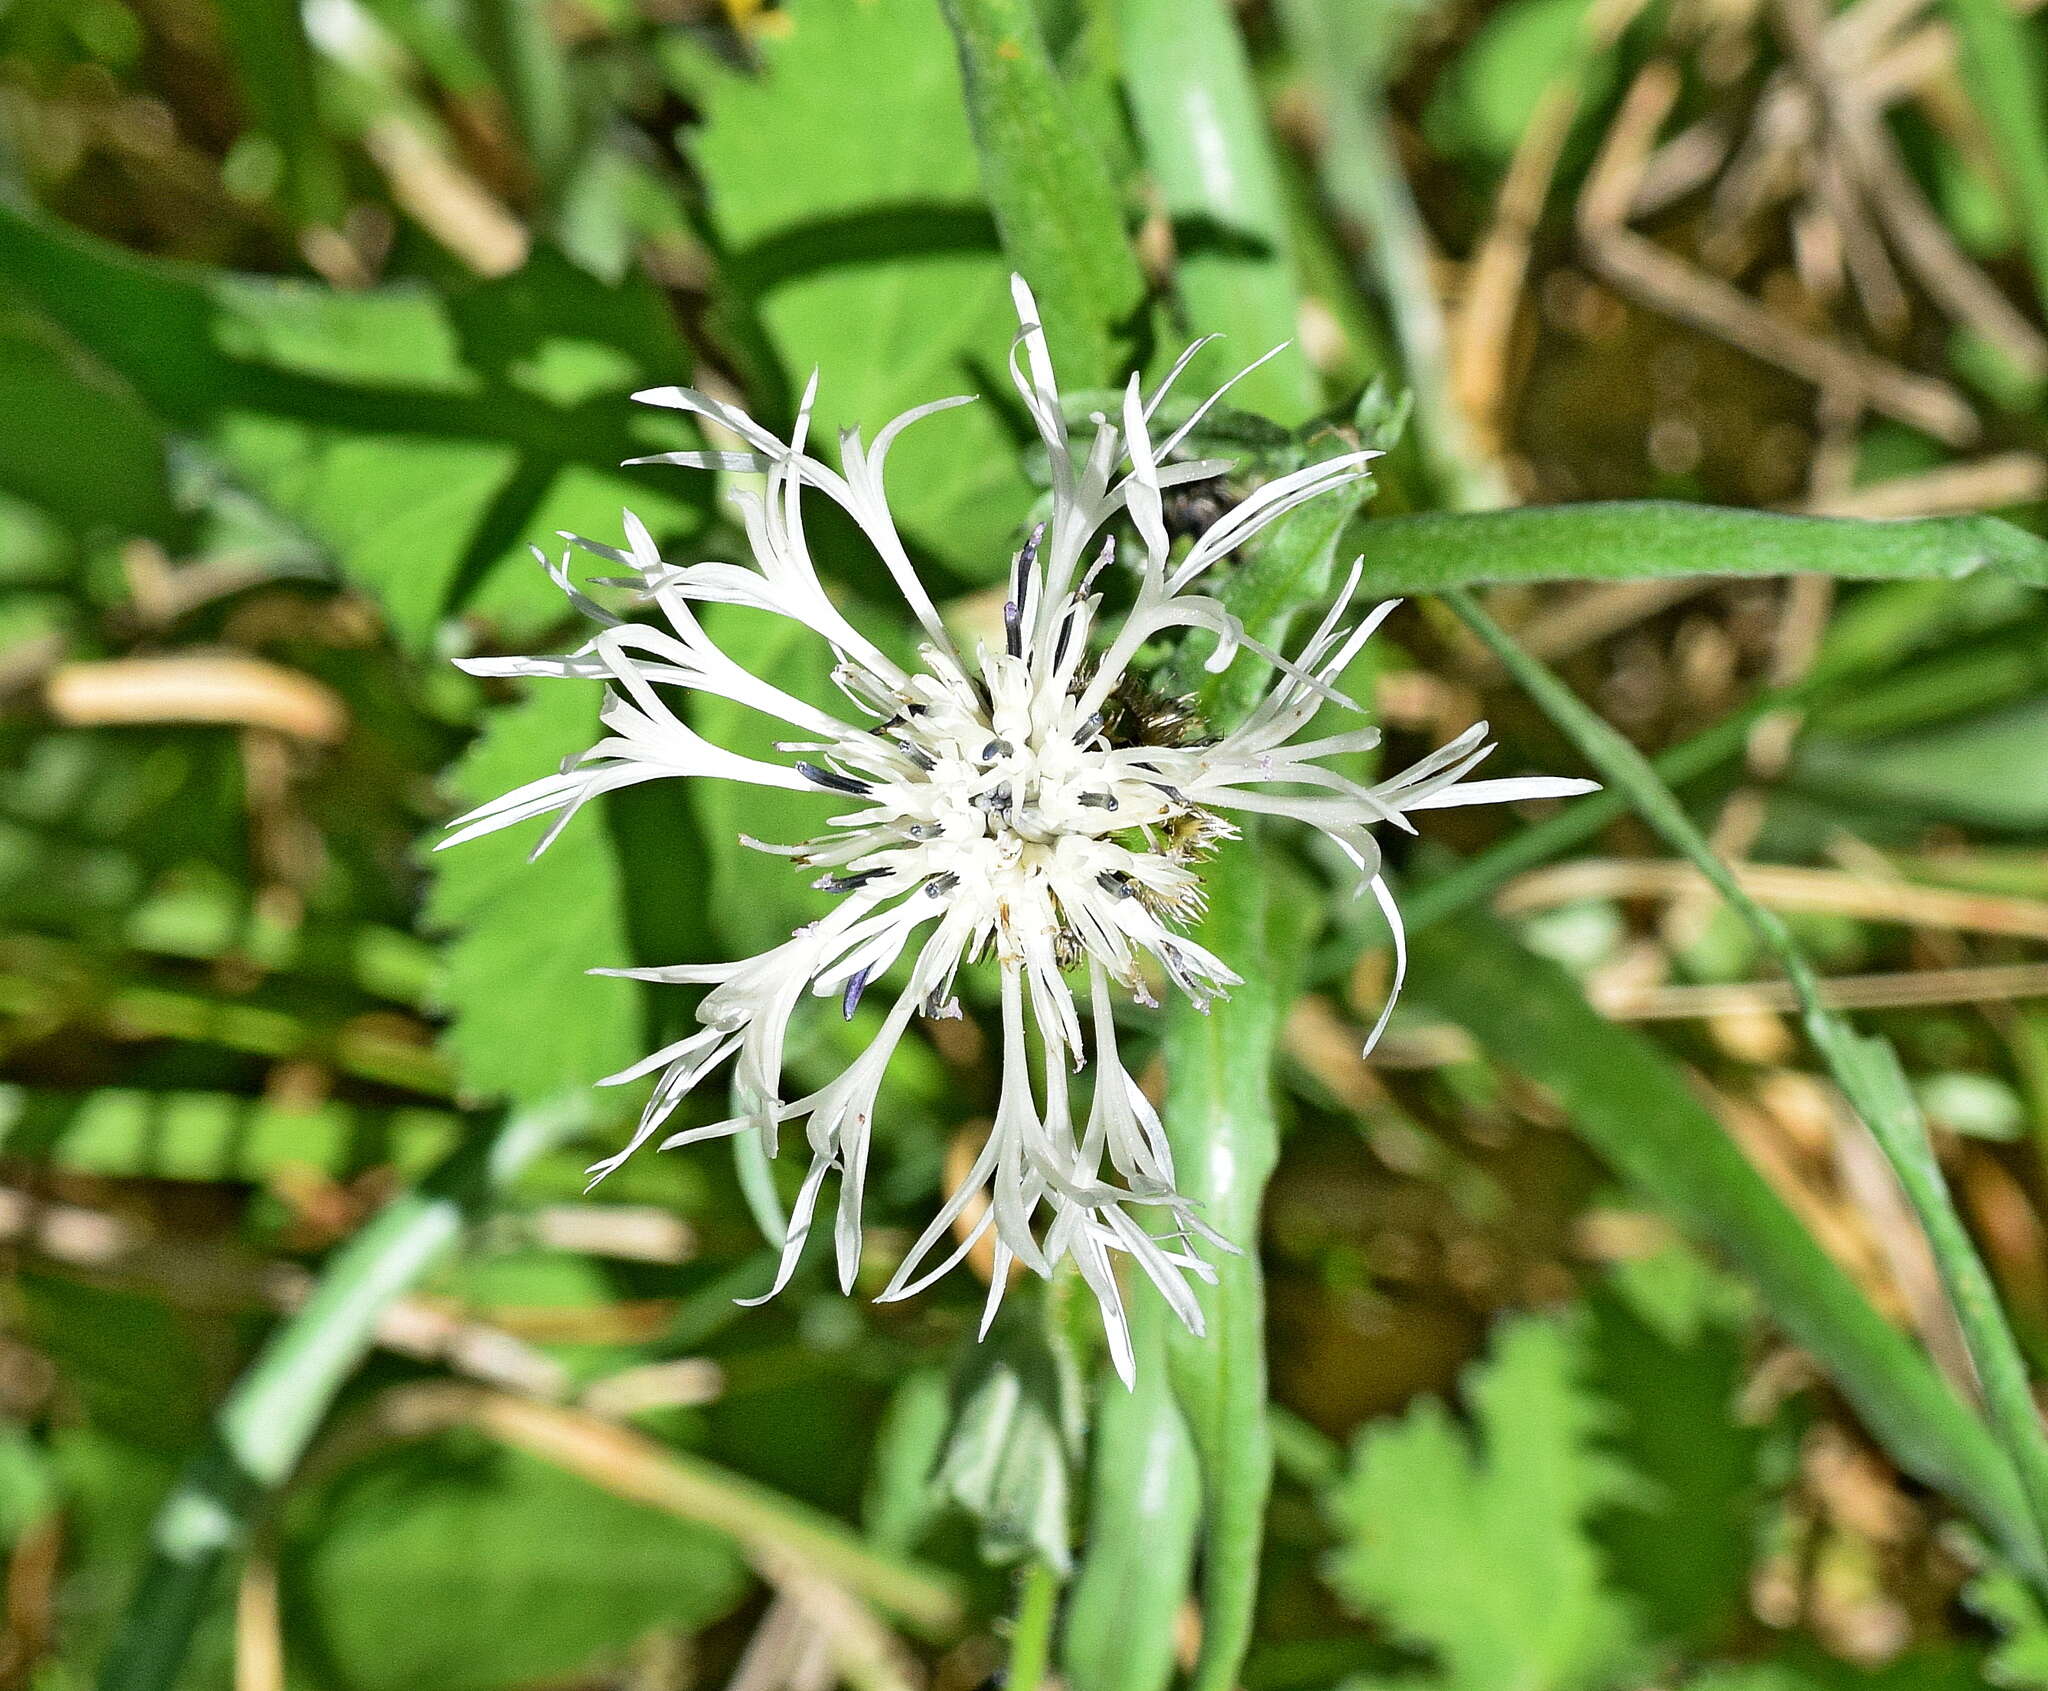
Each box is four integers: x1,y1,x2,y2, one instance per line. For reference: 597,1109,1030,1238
1162,834,1284,1691
1586,1251,1766,1653
1448,586,2048,1587
0,204,702,646
1324,1312,1640,1691
425,683,643,1108
213,0,347,225
1968,1561,2048,1688
98,1104,588,1691
1408,912,2045,1584
0,299,178,541
1424,0,1612,163
1348,503,2048,594
690,0,1035,579
936,0,1147,388
1118,0,1319,422
283,1433,747,1691
1938,0,2048,320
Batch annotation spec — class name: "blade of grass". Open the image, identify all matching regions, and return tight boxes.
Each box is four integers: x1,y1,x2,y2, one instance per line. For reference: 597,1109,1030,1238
95,1097,590,1691
936,0,1147,384
473,0,579,203
1061,1308,1200,1691
1117,0,1319,422
1399,668,1831,937
1408,911,2048,1582
1939,0,2048,321
1271,0,1510,510
1446,585,2048,1584
1349,502,2048,592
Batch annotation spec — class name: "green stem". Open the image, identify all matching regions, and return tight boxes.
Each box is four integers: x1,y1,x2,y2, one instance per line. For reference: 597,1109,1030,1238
1447,586,2048,1583
1006,1559,1062,1691
95,1098,588,1691
1118,0,1319,422
1272,0,1509,509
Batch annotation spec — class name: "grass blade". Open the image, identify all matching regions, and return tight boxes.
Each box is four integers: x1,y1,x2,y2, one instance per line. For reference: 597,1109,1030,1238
1272,0,1510,509
1446,586,2048,1584
1410,911,2048,1582
1939,0,2048,320
1351,502,2048,592
95,1098,590,1691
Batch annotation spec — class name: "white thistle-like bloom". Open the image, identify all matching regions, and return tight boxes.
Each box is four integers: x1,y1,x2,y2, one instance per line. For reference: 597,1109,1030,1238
444,277,1595,1383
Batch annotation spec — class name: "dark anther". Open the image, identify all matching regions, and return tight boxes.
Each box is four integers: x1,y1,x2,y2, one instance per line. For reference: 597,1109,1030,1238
925,872,961,898
1096,870,1135,898
841,966,873,1020
1078,791,1118,810
981,739,1012,762
1052,608,1076,671
795,761,873,797
1002,597,1023,659
814,868,888,895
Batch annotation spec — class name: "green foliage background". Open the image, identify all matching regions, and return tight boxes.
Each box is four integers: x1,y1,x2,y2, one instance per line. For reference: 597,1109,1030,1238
5,0,2048,1688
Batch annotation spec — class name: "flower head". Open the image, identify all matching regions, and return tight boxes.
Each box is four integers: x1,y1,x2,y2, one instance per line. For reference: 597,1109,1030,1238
444,277,1595,1383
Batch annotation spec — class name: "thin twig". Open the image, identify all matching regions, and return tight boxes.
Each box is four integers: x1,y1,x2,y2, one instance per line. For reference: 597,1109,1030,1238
1498,856,2048,939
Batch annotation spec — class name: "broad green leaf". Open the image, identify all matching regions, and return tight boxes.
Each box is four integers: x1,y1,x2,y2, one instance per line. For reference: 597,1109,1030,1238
1409,912,2045,1582
283,1433,747,1691
0,203,702,645
1348,503,2048,594
1586,1251,1766,1653
425,684,643,1107
690,0,1034,579
1324,1312,1640,1691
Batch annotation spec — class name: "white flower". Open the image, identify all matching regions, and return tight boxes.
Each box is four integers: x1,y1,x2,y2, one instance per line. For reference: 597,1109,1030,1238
443,277,1596,1384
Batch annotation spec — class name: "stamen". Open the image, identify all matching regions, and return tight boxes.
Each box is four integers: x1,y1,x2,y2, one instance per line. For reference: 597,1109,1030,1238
814,868,890,894
841,966,873,1020
795,761,873,797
